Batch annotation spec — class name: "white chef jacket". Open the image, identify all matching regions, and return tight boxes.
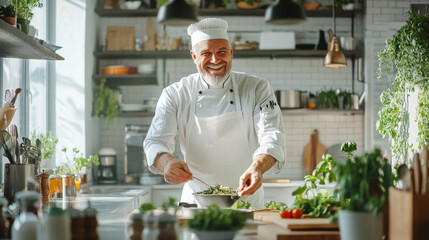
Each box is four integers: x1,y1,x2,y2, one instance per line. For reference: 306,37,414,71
143,71,286,201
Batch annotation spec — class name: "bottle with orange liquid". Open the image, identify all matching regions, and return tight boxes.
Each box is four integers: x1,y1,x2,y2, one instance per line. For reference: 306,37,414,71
49,170,62,200
75,173,81,192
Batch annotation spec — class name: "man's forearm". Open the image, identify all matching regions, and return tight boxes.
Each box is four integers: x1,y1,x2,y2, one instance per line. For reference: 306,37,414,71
251,154,277,174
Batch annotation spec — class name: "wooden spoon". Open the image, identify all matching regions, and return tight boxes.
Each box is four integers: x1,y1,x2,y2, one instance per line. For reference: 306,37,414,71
10,88,22,106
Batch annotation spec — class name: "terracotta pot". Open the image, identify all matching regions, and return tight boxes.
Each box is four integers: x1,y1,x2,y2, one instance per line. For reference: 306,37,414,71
0,16,16,25
236,1,259,9
302,2,321,11
207,3,226,9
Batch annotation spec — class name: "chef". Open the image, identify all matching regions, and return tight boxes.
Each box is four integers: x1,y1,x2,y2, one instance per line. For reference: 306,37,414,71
144,18,286,208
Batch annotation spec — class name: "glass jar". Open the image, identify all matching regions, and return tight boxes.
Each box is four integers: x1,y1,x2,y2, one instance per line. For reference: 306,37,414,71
49,170,62,200
75,173,82,192
62,174,76,201
11,191,41,239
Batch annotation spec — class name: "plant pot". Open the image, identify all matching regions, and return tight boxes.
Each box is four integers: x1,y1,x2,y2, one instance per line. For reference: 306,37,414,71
17,18,30,34
1,16,16,25
236,1,259,9
338,210,383,240
302,2,321,11
207,3,226,9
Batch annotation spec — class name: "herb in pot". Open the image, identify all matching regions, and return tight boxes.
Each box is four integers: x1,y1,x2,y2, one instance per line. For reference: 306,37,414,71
139,203,156,214
186,205,245,231
31,131,58,160
93,78,120,125
57,147,99,175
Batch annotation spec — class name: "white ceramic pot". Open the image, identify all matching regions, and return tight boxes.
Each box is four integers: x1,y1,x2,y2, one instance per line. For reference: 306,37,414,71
338,210,383,240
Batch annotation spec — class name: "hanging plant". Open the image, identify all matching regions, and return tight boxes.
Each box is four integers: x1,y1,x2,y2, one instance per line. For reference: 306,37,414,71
93,78,120,125
377,12,429,166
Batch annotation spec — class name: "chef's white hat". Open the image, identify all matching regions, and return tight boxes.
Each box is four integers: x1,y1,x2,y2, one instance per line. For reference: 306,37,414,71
187,18,229,46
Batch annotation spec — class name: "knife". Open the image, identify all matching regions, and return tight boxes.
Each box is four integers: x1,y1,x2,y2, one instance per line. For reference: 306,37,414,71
413,153,422,194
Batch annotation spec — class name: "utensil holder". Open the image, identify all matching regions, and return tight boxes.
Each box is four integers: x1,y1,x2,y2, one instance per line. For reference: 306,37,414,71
389,187,429,240
3,164,35,203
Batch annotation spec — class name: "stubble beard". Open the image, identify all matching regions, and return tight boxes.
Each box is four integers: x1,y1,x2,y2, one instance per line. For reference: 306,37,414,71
199,63,231,88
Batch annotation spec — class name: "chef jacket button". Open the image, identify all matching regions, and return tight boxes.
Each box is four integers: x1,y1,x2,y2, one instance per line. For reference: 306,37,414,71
230,101,234,104
199,91,202,94
230,89,233,92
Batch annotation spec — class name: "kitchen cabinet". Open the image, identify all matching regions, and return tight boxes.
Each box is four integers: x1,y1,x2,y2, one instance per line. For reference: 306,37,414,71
0,19,63,60
93,1,364,117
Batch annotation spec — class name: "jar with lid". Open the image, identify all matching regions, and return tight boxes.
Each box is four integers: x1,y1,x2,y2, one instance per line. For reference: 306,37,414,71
84,200,99,240
142,213,158,240
49,169,62,199
0,197,10,238
127,212,143,240
37,204,71,240
11,191,41,240
157,213,178,240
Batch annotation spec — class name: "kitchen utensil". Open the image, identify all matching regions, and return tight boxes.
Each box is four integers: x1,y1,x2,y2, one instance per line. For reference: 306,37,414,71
264,215,338,230
192,193,237,208
397,163,409,190
10,88,22,106
413,153,422,194
4,89,12,104
409,167,415,194
193,176,215,191
3,163,35,203
0,130,14,164
276,90,307,109
303,130,326,175
10,124,17,163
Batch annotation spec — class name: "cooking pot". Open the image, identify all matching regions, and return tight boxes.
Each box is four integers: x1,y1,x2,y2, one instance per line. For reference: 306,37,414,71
276,90,307,109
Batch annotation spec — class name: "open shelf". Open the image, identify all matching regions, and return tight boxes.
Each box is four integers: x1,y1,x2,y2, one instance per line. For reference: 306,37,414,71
94,49,363,59
95,8,362,18
0,19,64,60
93,74,158,86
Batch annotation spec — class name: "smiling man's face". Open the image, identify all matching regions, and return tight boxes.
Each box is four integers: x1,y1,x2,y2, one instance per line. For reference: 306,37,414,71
191,39,233,86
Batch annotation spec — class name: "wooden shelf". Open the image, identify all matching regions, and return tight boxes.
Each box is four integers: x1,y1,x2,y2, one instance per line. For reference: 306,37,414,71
93,74,158,86
94,49,363,59
94,8,362,18
0,19,64,60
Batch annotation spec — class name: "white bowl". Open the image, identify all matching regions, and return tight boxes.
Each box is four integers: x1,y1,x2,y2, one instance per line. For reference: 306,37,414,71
138,64,154,74
123,1,141,10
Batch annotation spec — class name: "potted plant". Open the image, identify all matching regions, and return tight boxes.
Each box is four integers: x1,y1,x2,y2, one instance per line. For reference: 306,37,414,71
205,0,229,9
31,131,59,168
0,3,16,25
294,0,321,11
334,141,394,240
377,13,429,168
11,0,43,34
93,78,120,125
235,0,261,9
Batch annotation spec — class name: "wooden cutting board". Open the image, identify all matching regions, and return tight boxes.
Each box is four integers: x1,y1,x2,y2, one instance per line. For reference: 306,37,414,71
303,130,326,175
258,224,340,240
264,215,338,231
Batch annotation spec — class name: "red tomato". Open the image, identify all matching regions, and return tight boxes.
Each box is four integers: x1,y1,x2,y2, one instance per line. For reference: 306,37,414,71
292,208,303,219
280,210,292,219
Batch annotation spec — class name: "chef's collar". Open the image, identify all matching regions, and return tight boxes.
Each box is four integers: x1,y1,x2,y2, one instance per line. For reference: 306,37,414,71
199,74,231,89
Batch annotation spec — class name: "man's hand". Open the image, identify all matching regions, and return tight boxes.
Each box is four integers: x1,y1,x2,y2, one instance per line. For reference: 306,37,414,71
238,154,277,197
154,152,193,184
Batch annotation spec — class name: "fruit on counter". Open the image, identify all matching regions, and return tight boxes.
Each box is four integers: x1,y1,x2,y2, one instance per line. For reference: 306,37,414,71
196,184,237,195
280,208,303,219
280,209,292,219
292,208,303,219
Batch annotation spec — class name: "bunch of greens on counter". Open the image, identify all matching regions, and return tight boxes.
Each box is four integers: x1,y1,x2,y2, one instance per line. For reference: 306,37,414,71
186,205,245,231
231,199,251,209
139,203,156,214
196,184,237,195
293,189,340,218
264,201,288,211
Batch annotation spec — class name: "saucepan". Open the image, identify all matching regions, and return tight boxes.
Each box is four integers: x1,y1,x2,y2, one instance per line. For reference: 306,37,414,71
275,90,308,109
340,37,359,50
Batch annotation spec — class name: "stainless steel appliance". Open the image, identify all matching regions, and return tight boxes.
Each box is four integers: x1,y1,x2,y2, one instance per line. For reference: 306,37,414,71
276,90,308,109
124,124,164,185
94,148,118,184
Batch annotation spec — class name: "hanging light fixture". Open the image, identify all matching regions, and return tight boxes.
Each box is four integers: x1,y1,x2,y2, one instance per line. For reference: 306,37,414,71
157,0,198,26
265,0,306,25
324,0,346,68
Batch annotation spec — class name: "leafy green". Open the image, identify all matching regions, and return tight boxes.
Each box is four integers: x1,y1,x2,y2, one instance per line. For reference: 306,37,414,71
162,197,179,215
31,131,58,159
93,78,120,125
334,149,394,213
235,0,261,5
11,0,43,20
57,147,99,175
293,189,340,218
377,12,429,167
186,205,245,231
231,199,251,209
264,200,288,211
341,140,357,159
139,203,156,214
196,184,237,195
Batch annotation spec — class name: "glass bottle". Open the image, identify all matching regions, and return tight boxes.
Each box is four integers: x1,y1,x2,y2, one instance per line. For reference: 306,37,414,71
49,169,62,200
75,173,81,193
11,191,41,240
0,197,10,238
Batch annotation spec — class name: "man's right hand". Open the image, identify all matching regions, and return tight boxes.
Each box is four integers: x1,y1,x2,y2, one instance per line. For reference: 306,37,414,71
153,152,193,184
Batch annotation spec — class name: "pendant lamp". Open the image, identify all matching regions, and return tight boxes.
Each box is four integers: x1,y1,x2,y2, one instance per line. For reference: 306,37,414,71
157,0,198,26
265,0,306,25
324,0,346,68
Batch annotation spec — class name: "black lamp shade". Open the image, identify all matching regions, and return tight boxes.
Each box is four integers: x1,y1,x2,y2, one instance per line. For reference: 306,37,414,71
265,0,306,25
157,0,198,26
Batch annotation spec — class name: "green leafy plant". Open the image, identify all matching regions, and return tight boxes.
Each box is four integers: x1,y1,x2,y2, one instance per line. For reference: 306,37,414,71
139,203,156,214
93,78,120,125
0,4,16,17
206,0,230,8
31,131,58,159
334,148,394,213
264,200,288,211
186,205,245,231
57,147,99,175
11,0,43,20
230,199,251,209
293,189,340,218
162,197,179,215
235,0,261,5
377,13,429,166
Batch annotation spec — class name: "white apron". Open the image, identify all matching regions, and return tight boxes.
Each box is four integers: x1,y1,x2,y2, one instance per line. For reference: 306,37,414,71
181,75,264,209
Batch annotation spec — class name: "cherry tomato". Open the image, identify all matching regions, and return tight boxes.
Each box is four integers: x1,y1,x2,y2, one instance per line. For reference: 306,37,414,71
280,210,292,219
292,208,303,219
